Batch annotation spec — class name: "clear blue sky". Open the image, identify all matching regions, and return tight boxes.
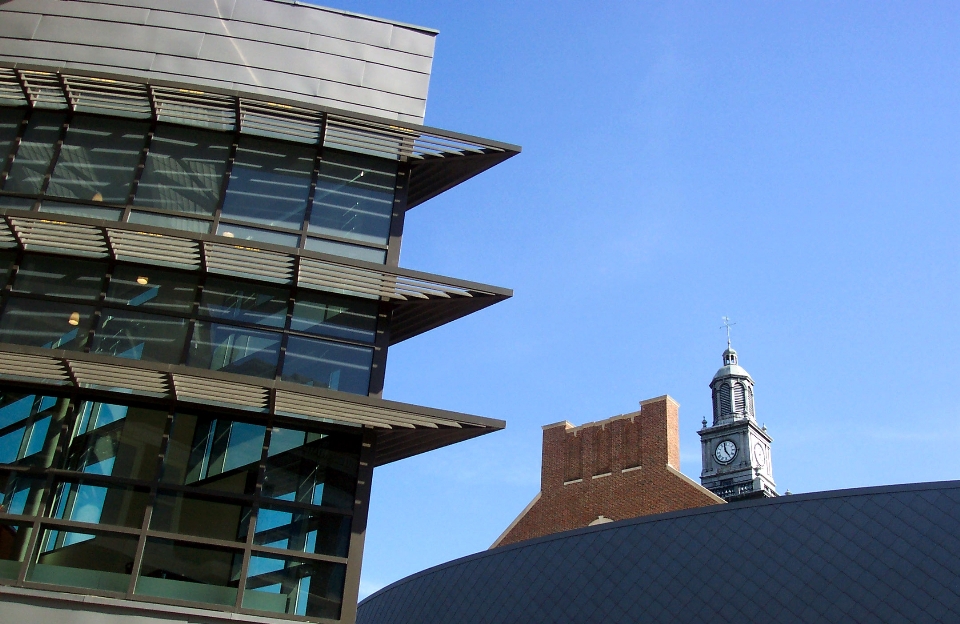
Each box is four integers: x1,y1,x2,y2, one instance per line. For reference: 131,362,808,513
313,1,960,597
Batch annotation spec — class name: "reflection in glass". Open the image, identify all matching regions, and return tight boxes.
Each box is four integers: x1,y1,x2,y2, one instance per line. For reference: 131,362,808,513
0,298,93,350
254,505,350,557
220,137,314,229
151,491,250,542
135,124,230,215
303,236,386,264
92,309,188,363
64,402,167,481
37,200,124,220
49,480,148,529
31,528,137,593
161,413,264,496
136,538,242,606
309,149,397,245
0,471,47,516
46,115,148,203
242,554,345,619
262,427,360,510
128,210,212,233
0,108,25,170
106,265,198,314
0,393,69,469
0,195,35,210
281,336,372,394
291,292,377,343
13,254,107,299
188,322,281,378
200,277,287,327
4,112,66,195
0,520,31,579
216,222,300,248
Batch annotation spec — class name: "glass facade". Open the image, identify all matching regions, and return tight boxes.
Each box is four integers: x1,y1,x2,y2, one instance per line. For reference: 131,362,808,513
0,107,398,264
0,252,377,395
0,391,358,619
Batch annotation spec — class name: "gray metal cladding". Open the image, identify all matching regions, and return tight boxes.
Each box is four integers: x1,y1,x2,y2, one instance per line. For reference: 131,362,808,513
356,482,960,624
0,0,436,123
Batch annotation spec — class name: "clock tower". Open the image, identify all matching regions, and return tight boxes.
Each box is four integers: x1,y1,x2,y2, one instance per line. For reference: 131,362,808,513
699,340,777,501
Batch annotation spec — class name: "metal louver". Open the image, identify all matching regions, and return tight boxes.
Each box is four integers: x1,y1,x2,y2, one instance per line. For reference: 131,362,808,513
151,86,235,132
324,115,415,159
274,390,462,430
107,229,202,270
298,257,474,301
240,100,323,144
62,75,151,119
18,70,68,109
203,242,295,283
10,217,109,257
68,361,170,397
173,374,270,411
0,219,17,248
0,351,70,384
0,68,25,107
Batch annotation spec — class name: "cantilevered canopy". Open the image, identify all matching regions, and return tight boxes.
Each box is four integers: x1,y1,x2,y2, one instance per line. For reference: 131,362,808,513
0,345,505,466
0,65,521,209
0,212,512,344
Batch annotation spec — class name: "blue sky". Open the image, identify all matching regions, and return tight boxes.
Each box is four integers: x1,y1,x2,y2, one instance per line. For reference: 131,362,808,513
312,1,960,597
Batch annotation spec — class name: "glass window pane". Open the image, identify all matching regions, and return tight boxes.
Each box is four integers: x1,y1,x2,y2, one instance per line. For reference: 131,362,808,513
254,505,350,558
134,124,230,215
63,403,167,481
242,554,345,619
92,309,188,363
220,137,314,229
13,254,107,299
216,222,300,248
128,209,212,233
0,108,26,171
0,298,93,351
48,480,148,529
187,322,281,379
304,236,386,264
161,413,264,496
37,200,123,220
151,490,251,542
0,394,70,469
262,428,360,510
281,336,372,395
291,292,377,343
106,265,198,314
31,528,137,593
4,112,65,195
46,115,148,203
199,277,287,327
0,471,47,516
0,520,31,580
309,149,396,245
0,195,35,210
136,538,242,607
0,249,16,288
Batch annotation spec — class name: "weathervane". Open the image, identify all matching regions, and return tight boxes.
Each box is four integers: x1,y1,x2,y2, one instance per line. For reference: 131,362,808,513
721,316,736,348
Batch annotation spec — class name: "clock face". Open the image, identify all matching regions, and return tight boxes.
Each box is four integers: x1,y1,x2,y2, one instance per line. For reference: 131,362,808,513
715,440,737,464
753,443,766,466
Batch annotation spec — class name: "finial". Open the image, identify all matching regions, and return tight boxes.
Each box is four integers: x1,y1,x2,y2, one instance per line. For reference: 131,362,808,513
701,417,707,429
721,316,736,349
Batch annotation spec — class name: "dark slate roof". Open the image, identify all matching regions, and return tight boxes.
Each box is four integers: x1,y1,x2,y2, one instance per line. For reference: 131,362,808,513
358,481,960,624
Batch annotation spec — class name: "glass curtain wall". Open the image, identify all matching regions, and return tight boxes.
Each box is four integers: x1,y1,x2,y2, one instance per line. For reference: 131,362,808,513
0,391,360,620
0,107,399,264
0,252,378,395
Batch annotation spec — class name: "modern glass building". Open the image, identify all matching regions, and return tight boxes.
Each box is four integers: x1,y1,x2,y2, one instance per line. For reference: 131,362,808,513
0,2,517,623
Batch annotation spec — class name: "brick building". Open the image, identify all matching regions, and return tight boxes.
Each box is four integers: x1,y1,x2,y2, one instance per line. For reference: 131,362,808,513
492,395,723,548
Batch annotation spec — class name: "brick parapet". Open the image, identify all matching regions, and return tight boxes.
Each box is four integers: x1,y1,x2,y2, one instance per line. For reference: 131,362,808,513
492,395,723,548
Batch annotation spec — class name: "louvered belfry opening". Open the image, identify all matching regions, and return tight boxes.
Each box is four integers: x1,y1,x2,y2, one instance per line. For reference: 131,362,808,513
0,1,519,621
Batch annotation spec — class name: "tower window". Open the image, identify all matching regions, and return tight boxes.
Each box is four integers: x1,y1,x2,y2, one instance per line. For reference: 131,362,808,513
734,383,746,413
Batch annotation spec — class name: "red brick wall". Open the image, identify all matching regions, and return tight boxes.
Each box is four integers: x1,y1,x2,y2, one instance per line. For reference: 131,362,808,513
493,395,723,548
